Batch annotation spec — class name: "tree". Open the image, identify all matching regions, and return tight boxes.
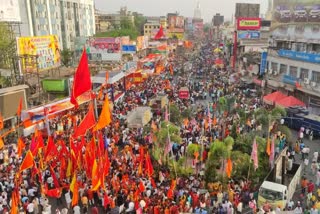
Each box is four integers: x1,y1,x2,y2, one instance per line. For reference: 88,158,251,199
60,49,73,67
169,104,182,125
0,23,14,69
120,18,134,29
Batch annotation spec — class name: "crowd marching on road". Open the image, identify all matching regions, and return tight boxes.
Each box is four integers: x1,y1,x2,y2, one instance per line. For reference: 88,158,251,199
0,41,319,214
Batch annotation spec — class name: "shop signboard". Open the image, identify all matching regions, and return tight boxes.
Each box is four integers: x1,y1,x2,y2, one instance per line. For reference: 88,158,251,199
238,31,261,39
17,35,61,73
136,36,149,51
168,15,185,29
278,49,320,64
86,37,121,61
273,0,320,24
122,45,137,54
179,87,189,99
237,18,261,30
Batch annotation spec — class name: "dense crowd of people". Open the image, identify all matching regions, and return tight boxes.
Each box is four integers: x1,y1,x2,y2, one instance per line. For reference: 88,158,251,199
0,42,317,214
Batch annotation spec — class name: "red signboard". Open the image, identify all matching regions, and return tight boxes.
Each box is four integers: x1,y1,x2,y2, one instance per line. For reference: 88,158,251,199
237,18,261,30
179,88,189,99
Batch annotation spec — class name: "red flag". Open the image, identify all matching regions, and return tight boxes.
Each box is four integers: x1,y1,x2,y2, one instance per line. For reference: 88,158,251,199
44,185,62,198
70,49,92,106
10,189,19,214
154,26,164,40
49,166,60,188
138,181,145,192
17,97,23,117
20,151,34,172
17,137,26,158
73,102,96,138
44,136,58,162
0,112,4,130
145,153,154,177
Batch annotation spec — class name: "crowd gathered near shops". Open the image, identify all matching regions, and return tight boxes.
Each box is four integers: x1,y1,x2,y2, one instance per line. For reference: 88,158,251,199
0,43,318,214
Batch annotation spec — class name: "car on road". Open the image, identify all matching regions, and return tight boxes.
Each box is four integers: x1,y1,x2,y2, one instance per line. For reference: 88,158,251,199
309,5,320,22
293,5,308,22
274,5,292,22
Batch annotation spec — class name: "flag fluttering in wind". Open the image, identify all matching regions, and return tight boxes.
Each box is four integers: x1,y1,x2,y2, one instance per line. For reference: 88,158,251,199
70,48,92,107
20,151,34,172
73,102,96,138
251,138,258,171
94,95,112,131
154,25,164,40
266,138,271,156
226,158,233,178
0,113,3,130
17,137,26,158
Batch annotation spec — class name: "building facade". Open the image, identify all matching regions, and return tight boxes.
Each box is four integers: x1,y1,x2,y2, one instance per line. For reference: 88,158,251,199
143,16,167,38
265,27,320,113
19,0,95,50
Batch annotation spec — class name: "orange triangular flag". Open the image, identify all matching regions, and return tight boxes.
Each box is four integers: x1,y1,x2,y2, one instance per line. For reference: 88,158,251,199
226,158,233,178
0,113,3,130
17,137,26,157
20,151,34,172
0,137,4,150
17,97,23,117
266,138,271,156
71,181,79,206
213,116,217,126
10,189,19,214
94,95,112,131
183,118,189,127
91,159,101,191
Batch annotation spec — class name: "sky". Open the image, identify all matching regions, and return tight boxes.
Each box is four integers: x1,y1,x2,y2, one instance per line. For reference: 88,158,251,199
94,0,268,22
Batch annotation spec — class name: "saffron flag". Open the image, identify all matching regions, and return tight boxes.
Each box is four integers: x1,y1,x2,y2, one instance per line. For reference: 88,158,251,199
73,102,96,138
0,137,4,150
70,48,92,106
154,25,164,40
266,138,271,156
17,97,23,117
145,153,154,177
251,138,258,171
226,158,233,178
44,136,58,162
94,95,112,131
44,186,61,198
10,189,19,214
91,159,101,191
71,181,79,206
17,137,26,157
20,151,34,172
169,64,174,75
0,112,3,130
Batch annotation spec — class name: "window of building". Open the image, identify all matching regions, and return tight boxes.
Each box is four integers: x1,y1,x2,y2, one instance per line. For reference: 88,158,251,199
37,25,40,31
312,71,320,82
289,66,298,77
300,68,309,80
279,64,287,74
271,62,278,72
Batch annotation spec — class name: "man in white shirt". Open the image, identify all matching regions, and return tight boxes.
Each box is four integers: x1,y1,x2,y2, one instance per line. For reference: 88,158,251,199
27,202,34,213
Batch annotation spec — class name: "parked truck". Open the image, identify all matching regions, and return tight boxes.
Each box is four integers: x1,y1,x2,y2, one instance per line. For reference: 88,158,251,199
258,148,302,209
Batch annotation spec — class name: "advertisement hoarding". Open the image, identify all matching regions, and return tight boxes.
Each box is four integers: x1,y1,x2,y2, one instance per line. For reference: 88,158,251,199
237,18,261,30
17,35,61,73
235,3,260,18
238,31,261,39
168,15,185,29
136,36,149,51
0,0,21,22
121,36,130,45
86,37,121,61
273,0,320,24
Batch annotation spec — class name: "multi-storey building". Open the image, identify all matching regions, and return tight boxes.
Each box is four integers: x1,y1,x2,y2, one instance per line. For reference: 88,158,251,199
19,0,95,50
265,25,320,113
143,16,167,38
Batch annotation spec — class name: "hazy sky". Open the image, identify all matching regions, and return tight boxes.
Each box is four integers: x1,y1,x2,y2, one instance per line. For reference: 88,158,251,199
94,0,268,22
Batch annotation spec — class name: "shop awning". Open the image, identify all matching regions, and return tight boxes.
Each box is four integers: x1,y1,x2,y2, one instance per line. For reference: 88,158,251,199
275,96,306,108
263,91,287,105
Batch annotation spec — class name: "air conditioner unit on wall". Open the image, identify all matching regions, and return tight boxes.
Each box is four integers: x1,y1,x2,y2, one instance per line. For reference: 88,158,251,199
273,71,279,75
311,81,317,87
304,78,310,85
268,69,273,74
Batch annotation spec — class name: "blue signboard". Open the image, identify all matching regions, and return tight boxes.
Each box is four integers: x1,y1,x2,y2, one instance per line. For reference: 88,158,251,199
238,31,260,39
122,45,136,53
278,49,320,64
282,75,297,86
260,52,268,75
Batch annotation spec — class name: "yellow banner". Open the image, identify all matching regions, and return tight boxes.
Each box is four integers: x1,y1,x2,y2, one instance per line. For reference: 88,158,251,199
17,35,61,73
239,20,260,28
